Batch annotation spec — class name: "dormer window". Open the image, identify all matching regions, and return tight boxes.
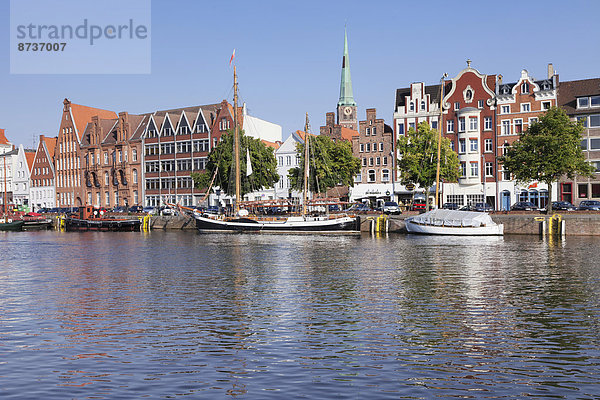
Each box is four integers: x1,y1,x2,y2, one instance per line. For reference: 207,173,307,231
502,86,510,95
420,101,426,110
542,82,550,90
409,102,415,112
578,97,589,108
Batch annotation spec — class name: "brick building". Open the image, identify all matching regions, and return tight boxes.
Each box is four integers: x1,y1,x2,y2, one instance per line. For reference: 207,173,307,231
558,78,600,203
350,109,394,203
30,135,57,210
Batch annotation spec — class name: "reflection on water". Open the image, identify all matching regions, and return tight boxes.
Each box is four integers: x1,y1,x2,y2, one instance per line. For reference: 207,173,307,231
1,231,599,399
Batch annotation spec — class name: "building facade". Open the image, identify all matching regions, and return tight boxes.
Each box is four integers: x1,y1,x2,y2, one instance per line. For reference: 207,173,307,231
0,129,15,206
495,67,558,210
558,78,600,204
30,135,57,210
13,144,36,209
274,130,307,202
350,109,394,203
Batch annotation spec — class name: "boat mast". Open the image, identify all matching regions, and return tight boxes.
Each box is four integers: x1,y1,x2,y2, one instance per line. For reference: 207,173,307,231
302,113,310,216
233,66,241,215
3,155,7,216
434,73,448,209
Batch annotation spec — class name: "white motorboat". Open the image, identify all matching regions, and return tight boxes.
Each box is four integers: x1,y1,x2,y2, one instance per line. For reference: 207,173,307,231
404,209,504,236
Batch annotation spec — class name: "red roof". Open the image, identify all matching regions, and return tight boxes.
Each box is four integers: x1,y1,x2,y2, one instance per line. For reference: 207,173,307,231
261,139,280,150
70,103,117,140
25,151,36,172
43,136,57,160
0,129,11,145
340,127,359,142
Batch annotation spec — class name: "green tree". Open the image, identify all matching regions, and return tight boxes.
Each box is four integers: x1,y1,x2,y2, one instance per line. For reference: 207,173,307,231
396,121,459,209
288,135,361,194
191,129,279,198
499,106,594,213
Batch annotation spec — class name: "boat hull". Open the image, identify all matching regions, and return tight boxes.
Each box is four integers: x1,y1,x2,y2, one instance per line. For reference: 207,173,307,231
405,220,504,236
22,218,53,230
0,220,24,231
64,217,141,232
194,214,361,234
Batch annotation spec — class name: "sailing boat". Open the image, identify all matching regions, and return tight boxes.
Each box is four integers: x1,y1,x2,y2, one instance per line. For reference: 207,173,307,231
192,68,360,233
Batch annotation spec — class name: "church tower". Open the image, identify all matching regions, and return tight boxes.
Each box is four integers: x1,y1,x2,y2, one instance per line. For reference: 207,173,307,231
336,28,357,131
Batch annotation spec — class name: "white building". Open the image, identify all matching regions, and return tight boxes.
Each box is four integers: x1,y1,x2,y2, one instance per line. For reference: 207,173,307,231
13,145,36,209
273,130,306,202
242,103,282,143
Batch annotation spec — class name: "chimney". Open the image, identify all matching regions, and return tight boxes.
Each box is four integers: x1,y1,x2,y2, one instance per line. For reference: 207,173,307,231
326,112,335,126
547,63,554,79
498,74,503,85
118,111,129,142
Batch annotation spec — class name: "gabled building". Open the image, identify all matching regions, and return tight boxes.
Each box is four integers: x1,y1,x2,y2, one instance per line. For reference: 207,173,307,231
350,109,394,204
55,99,117,208
13,144,36,209
0,129,12,154
558,77,600,204
30,135,57,210
0,130,16,207
274,130,308,202
495,66,558,210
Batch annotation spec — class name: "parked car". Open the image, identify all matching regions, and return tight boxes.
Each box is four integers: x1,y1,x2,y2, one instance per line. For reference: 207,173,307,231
511,201,538,211
128,205,144,213
459,204,475,211
142,206,157,215
159,206,175,216
382,201,401,215
37,207,50,213
442,203,459,210
552,201,576,211
112,206,127,213
578,200,600,211
474,202,493,212
346,203,372,213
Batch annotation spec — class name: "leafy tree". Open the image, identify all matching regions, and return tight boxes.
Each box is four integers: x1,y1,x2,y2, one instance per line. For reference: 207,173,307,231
288,135,361,194
191,129,279,198
396,121,459,209
499,106,594,213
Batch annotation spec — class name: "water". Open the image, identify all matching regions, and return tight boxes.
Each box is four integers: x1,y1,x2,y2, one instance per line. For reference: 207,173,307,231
1,231,599,399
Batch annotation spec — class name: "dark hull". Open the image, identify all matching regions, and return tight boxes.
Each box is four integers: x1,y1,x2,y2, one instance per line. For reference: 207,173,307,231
0,220,24,231
23,219,53,230
195,215,361,233
65,217,141,232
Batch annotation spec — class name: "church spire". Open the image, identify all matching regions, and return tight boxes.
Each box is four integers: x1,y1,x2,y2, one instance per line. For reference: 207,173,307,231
337,28,356,107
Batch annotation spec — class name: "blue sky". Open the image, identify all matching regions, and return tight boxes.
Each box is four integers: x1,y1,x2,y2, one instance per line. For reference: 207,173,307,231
1,0,599,148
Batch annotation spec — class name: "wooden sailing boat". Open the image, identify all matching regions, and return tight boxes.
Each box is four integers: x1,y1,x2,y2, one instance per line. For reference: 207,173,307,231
193,67,360,233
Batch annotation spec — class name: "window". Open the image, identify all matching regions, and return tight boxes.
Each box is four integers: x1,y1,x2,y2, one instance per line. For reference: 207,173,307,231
409,122,416,131
145,161,159,173
383,156,388,166
118,150,122,162
470,139,478,152
286,156,291,166
376,157,380,166
522,82,529,94
382,169,390,182
469,117,478,131
362,158,366,166
529,117,538,125
447,194,464,206
369,157,373,166
542,101,551,110
485,162,493,177
398,123,405,135
431,120,438,129
104,152,108,164
501,105,510,114
579,184,588,198
592,96,600,107
104,172,109,186
177,141,192,153
577,116,588,127
368,169,376,182
593,184,600,198
578,97,589,108
105,191,110,206
447,120,455,133
455,102,460,110
163,127,173,136
459,139,466,154
360,143,364,153
366,143,371,152
521,103,530,112
590,115,600,128
420,101,425,111
470,162,479,176
132,149,137,162
450,141,454,151
478,100,484,109
515,119,523,134
133,169,138,184
502,120,511,135
372,127,376,135
460,162,466,177
484,117,492,131
485,139,493,153
354,173,362,183
590,138,600,150
379,142,384,152
459,117,466,132
366,128,370,136
134,190,138,204
409,102,415,112
179,126,189,135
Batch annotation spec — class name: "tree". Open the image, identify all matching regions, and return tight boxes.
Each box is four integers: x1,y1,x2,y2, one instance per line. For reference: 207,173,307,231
288,135,361,195
396,121,459,209
191,129,279,198
499,106,594,214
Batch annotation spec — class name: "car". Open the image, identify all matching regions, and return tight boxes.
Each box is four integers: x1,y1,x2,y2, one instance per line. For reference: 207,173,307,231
442,202,459,210
112,206,127,213
128,205,144,213
578,200,600,211
382,201,401,215
474,202,493,212
459,204,475,211
142,206,157,215
511,201,538,211
552,201,576,211
158,206,176,216
37,207,50,213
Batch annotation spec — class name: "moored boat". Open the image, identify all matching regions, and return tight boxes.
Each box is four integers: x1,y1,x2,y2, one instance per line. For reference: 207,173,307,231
0,218,24,231
404,209,504,236
64,205,141,232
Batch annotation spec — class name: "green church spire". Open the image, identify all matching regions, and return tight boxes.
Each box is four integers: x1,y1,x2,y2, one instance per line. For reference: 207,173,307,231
337,28,356,107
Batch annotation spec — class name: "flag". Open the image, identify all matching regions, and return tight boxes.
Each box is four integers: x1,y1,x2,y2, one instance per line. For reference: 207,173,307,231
229,49,236,65
528,182,538,189
246,148,253,176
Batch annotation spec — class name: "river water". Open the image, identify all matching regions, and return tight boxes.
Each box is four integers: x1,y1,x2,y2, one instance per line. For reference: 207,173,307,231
1,231,599,399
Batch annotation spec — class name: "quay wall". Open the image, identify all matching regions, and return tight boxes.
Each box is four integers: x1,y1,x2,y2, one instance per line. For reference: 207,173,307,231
148,213,600,236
